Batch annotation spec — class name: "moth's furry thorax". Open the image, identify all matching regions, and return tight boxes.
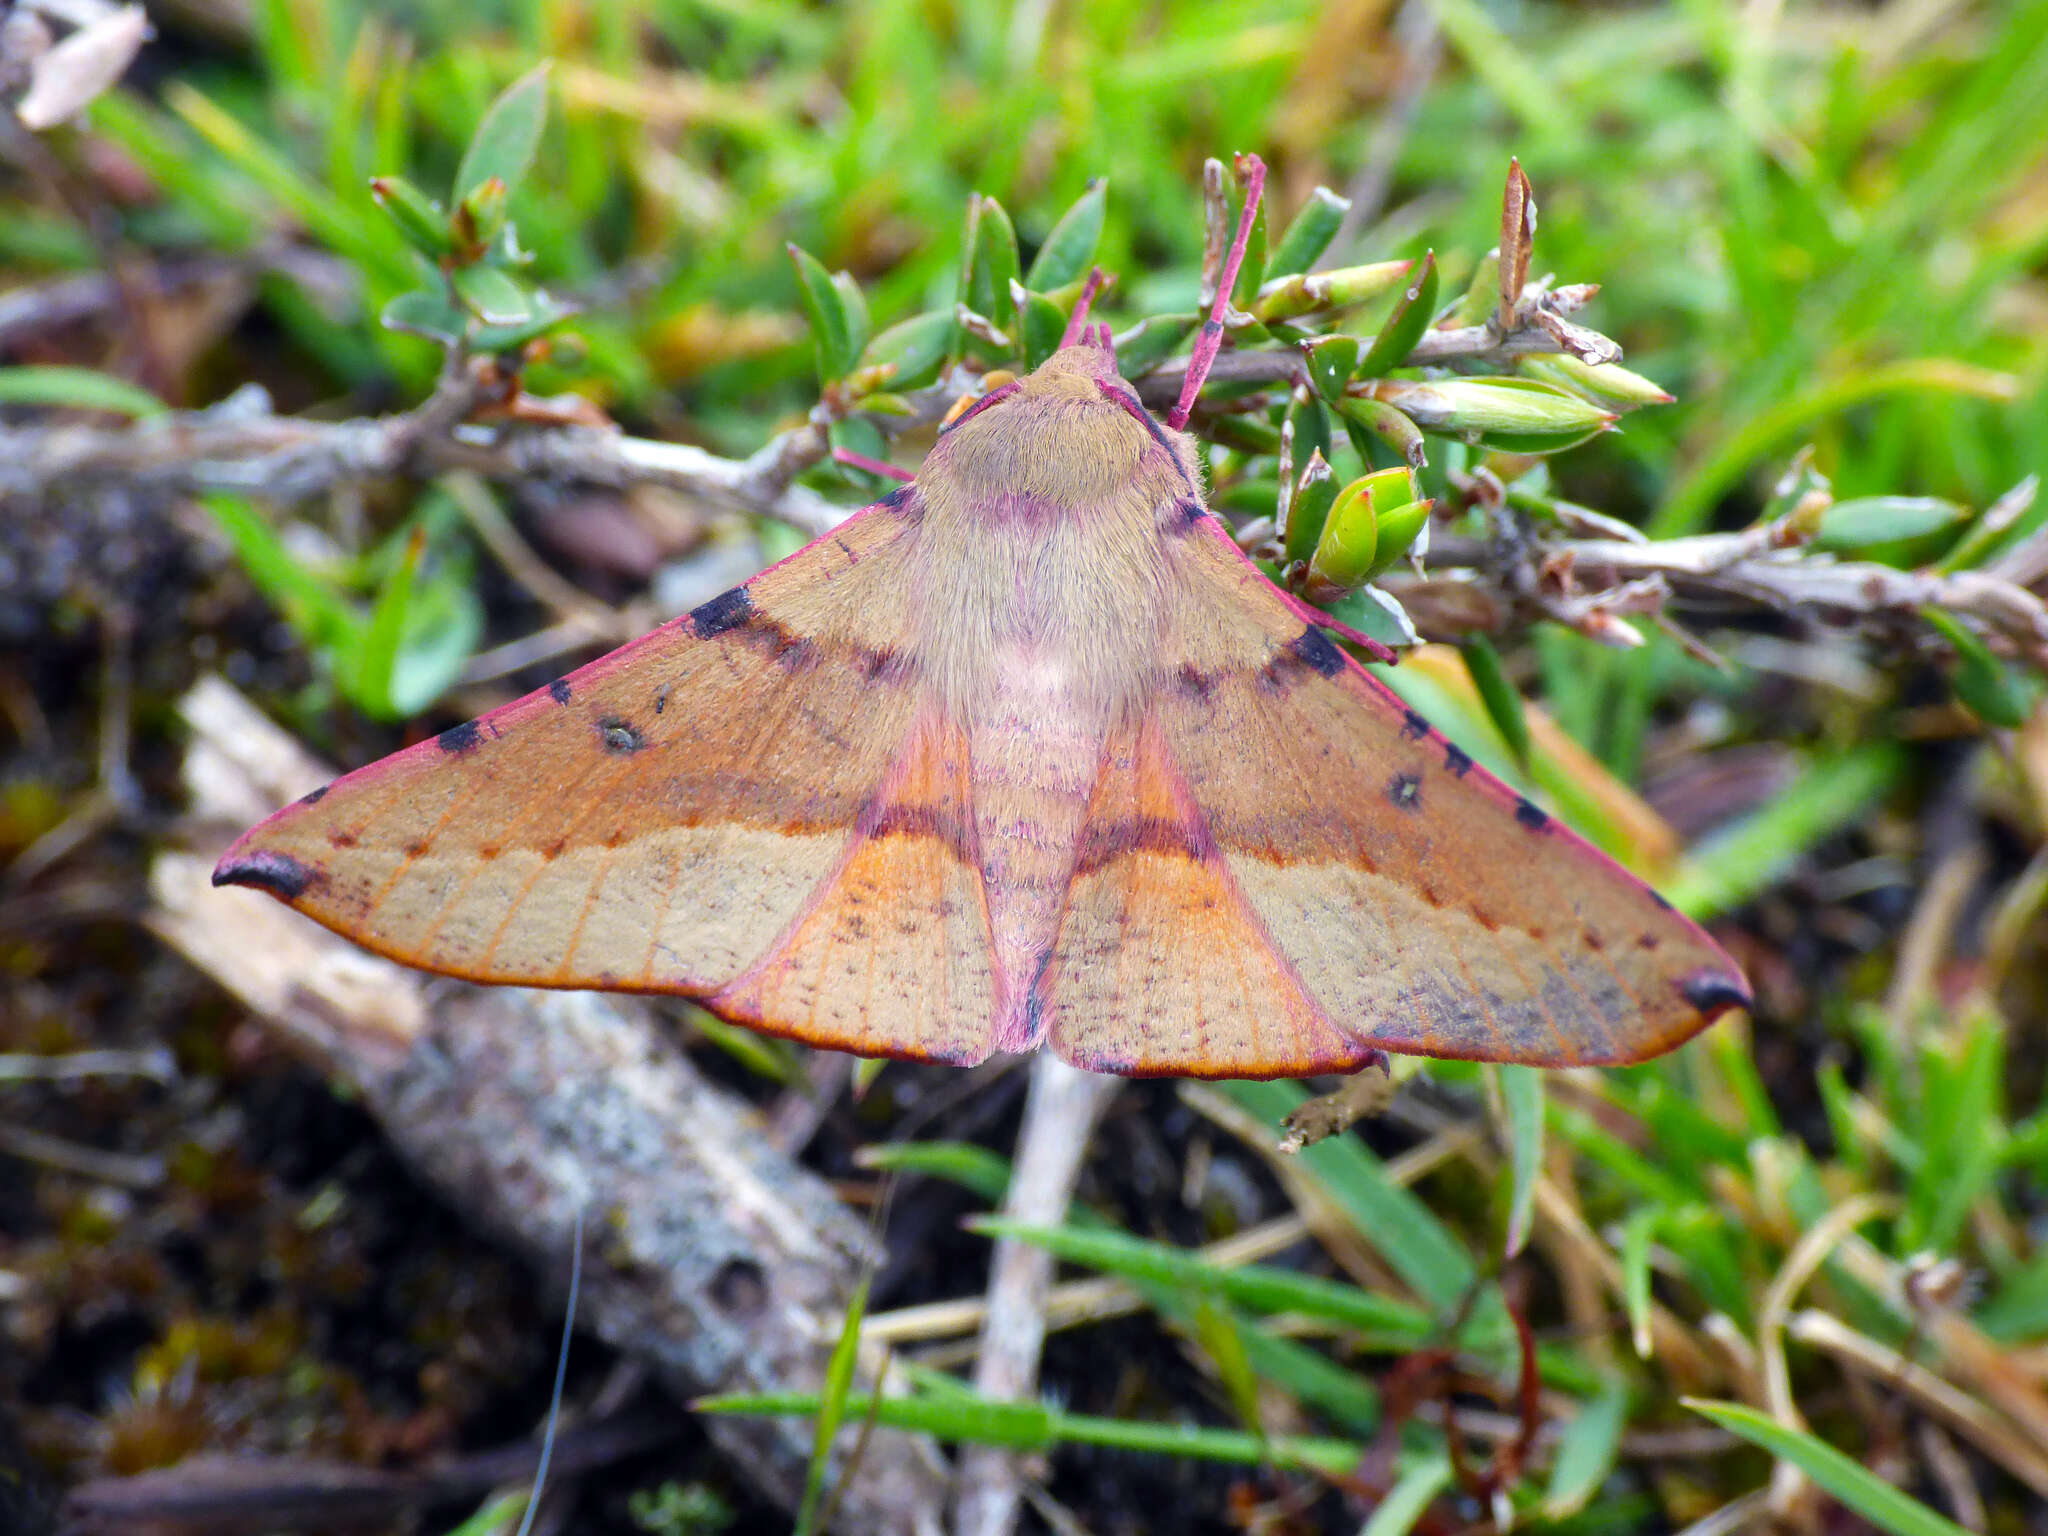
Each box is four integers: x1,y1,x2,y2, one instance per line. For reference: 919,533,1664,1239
912,346,1203,723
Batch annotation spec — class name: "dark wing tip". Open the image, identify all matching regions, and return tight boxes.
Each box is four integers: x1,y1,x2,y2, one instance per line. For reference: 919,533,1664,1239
1680,968,1753,1019
212,847,316,899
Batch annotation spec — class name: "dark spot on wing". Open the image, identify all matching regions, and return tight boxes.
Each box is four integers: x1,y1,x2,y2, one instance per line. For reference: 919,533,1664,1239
478,844,500,861
878,483,920,521
437,719,482,755
1400,710,1429,741
213,849,316,898
689,585,754,637
857,646,913,684
540,837,566,861
299,784,329,805
1290,627,1345,678
1168,496,1209,531
1444,742,1473,777
1649,888,1674,911
402,838,429,858
1680,971,1753,1016
327,830,356,849
654,684,669,714
1387,772,1422,811
1515,798,1549,831
597,716,645,754
1174,662,1215,700
548,678,572,705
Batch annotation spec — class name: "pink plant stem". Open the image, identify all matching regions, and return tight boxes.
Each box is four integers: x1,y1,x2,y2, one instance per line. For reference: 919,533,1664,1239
1167,154,1266,431
1057,266,1109,349
830,445,914,484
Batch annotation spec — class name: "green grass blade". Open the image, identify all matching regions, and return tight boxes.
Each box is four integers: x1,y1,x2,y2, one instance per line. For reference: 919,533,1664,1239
1684,1399,1971,1536
794,1273,869,1536
0,366,165,418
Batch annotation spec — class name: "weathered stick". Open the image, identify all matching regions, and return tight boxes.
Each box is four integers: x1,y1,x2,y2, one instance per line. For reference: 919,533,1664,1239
952,1054,1122,1536
145,677,949,1535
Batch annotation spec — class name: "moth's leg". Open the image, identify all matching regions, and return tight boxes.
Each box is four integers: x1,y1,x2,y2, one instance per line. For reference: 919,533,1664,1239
1167,153,1268,431
1056,266,1109,349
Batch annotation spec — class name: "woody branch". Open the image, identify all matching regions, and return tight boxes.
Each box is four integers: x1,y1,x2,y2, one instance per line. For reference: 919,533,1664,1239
0,319,1575,539
11,329,2039,663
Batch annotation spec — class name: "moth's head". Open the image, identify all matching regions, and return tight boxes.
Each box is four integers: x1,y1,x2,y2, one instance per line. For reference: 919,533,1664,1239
928,339,1196,508
1019,343,1124,395
937,342,1159,444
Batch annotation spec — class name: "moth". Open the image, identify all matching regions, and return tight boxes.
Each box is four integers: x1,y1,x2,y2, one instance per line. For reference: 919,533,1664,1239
216,172,1748,1080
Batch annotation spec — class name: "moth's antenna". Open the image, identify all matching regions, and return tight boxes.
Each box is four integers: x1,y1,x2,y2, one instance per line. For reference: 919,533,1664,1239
513,1204,584,1536
831,445,915,484
1167,153,1266,431
1095,322,1116,366
1058,266,1109,349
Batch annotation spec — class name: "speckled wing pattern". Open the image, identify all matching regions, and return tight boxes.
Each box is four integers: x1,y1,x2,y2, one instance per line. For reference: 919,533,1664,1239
214,487,1000,1064
1041,521,1746,1075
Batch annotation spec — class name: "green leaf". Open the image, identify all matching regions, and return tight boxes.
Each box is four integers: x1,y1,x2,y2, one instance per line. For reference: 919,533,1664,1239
1189,1297,1264,1440
963,193,1020,332
698,1390,1360,1475
1324,586,1420,650
860,309,952,389
795,1273,870,1536
1813,496,1970,553
347,525,425,716
1285,391,1333,479
1543,1379,1630,1516
1015,283,1068,370
1460,635,1531,770
1284,451,1338,566
368,175,454,257
201,494,358,650
1362,498,1431,579
455,62,550,204
788,243,856,383
457,176,510,246
1619,1207,1659,1359
1304,334,1362,402
1496,1064,1543,1258
451,263,535,326
857,1141,1013,1204
1684,1399,1972,1536
1026,178,1106,291
1357,252,1438,377
1360,1454,1452,1536
1519,353,1674,411
0,365,166,419
1922,607,2034,727
829,270,871,366
1305,475,1379,596
381,287,466,345
1264,186,1350,281
1333,396,1427,469
1376,376,1614,454
469,289,573,354
384,578,481,716
968,1218,1435,1338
